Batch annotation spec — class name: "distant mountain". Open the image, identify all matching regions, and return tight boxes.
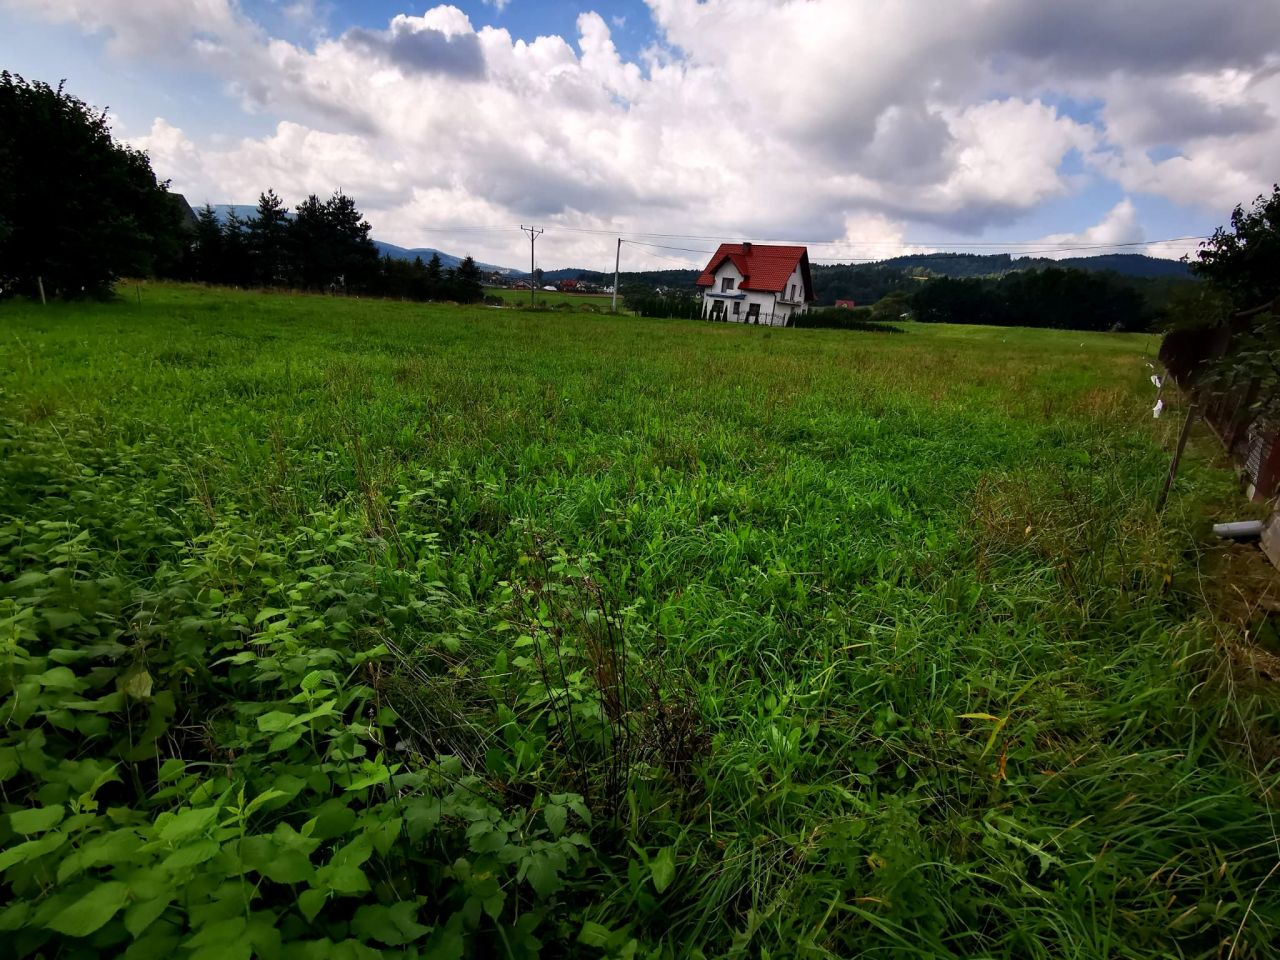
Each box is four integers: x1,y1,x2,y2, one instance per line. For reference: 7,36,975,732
371,240,516,275
208,204,262,223
870,252,1191,279
538,268,608,283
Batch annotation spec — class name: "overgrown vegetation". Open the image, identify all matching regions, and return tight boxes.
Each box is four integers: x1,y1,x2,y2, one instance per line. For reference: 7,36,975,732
1184,184,1280,426
2,285,1276,957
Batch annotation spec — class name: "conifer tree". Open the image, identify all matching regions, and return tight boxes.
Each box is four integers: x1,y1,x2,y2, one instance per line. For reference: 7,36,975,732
247,189,289,286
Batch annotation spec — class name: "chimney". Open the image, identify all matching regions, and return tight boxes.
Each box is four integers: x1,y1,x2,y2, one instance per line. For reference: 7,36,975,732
742,241,752,255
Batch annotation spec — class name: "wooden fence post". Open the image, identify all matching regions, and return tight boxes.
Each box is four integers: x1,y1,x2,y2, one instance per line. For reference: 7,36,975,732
1157,401,1198,512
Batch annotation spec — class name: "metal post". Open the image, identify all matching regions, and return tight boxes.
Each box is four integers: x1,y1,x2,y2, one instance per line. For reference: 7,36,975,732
37,275,46,305
1157,401,1198,512
612,238,620,313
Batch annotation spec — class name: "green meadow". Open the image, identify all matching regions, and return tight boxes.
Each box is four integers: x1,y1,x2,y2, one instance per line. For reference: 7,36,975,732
1,283,1276,958
486,286,615,309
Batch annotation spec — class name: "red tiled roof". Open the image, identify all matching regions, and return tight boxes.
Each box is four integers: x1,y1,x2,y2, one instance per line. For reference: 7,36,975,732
695,243,814,299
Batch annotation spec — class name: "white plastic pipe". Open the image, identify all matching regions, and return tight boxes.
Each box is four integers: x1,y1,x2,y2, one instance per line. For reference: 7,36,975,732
1212,520,1264,540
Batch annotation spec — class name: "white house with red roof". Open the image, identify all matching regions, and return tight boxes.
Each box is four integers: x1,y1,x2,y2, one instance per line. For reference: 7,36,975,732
695,242,815,326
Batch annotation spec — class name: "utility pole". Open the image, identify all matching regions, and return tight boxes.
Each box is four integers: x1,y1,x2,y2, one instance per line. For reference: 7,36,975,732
612,238,621,313
521,225,543,308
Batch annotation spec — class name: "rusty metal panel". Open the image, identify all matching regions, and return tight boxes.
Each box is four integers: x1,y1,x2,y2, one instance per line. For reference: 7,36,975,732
1262,513,1280,571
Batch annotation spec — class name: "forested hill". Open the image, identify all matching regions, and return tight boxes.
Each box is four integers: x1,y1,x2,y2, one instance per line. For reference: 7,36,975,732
593,252,1193,305
869,252,1190,279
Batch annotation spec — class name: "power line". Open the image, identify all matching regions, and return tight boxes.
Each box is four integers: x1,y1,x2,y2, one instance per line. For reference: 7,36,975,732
411,221,1207,254
623,239,715,255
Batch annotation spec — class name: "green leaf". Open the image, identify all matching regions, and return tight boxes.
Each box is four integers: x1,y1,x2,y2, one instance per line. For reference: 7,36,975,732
543,803,566,838
650,846,676,894
578,921,615,948
254,607,287,624
344,766,390,792
162,838,220,870
523,852,562,897
0,901,31,932
119,665,154,699
38,666,79,689
260,849,313,885
351,902,431,946
0,830,66,871
256,711,294,733
322,863,369,895
124,897,171,938
9,804,64,834
268,730,303,752
245,789,289,816
159,805,218,842
45,881,130,937
298,888,326,923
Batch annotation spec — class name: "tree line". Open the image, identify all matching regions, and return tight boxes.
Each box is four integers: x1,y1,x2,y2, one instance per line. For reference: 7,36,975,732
910,268,1163,332
184,193,483,303
0,72,484,303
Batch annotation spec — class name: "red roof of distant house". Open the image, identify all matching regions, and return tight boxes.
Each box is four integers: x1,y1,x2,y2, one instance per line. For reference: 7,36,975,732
835,299,856,308
696,243,814,300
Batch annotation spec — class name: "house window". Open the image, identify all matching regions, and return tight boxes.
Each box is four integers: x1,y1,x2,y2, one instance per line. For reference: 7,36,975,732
721,277,735,292
732,301,740,317
789,283,796,301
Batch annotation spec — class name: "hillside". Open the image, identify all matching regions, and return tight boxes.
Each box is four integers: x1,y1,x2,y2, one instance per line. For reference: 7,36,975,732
873,251,1191,279
371,240,513,275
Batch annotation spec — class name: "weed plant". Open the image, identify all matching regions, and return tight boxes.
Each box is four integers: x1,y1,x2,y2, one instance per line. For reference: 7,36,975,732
1,284,1276,958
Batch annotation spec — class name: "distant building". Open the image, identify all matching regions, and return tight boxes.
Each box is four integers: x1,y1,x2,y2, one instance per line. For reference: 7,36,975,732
696,242,814,326
835,299,857,309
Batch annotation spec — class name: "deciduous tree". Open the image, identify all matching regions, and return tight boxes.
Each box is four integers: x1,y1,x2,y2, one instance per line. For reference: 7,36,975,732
0,71,184,298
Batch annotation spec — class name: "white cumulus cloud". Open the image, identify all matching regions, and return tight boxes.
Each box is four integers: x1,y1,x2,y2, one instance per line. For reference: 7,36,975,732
7,0,1279,269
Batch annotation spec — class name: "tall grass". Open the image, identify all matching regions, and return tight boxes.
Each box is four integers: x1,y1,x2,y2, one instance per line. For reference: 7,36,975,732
1,282,1276,957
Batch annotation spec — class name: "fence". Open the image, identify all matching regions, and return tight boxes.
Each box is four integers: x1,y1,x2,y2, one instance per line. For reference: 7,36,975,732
702,304,794,327
1159,300,1280,501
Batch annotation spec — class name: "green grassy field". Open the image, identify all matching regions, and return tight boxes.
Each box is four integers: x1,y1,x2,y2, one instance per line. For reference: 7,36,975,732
486,286,615,308
2,283,1276,958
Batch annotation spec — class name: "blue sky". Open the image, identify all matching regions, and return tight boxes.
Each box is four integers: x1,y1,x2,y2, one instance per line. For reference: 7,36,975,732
2,0,1275,271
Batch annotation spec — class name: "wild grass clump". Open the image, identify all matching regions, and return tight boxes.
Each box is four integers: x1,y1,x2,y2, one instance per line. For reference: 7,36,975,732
1,283,1276,958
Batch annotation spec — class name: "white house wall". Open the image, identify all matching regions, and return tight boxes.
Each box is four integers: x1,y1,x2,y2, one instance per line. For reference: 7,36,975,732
701,260,803,327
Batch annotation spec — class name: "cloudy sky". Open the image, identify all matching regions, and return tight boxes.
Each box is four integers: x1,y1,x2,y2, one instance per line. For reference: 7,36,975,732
3,0,1278,272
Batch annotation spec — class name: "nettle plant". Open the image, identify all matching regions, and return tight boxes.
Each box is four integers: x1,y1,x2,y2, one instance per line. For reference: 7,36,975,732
0,422,605,959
